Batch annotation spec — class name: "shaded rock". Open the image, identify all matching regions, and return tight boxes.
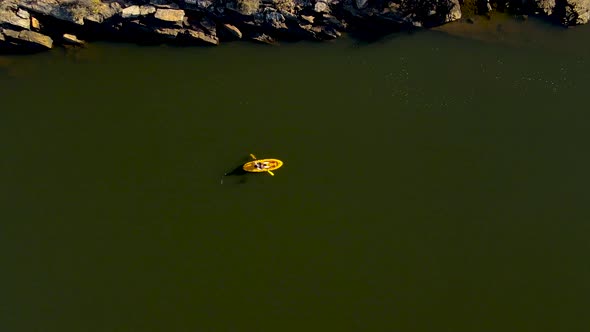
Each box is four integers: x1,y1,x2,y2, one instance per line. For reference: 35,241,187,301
222,23,242,38
251,32,277,44
184,28,219,44
265,9,288,29
196,0,214,8
199,16,217,35
321,26,341,39
392,0,462,27
125,19,151,33
301,15,314,23
355,0,368,9
154,27,181,38
154,8,185,23
3,28,53,49
322,14,346,30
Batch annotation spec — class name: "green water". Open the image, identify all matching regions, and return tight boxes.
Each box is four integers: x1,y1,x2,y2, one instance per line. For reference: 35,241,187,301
1,17,590,332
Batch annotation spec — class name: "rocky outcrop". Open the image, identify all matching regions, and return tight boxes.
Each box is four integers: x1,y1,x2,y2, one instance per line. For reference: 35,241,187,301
1,0,589,53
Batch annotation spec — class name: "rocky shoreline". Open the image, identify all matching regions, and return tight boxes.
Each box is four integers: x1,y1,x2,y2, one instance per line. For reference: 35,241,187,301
0,0,588,52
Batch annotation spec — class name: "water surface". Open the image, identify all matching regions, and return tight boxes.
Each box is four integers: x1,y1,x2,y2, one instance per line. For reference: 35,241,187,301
1,16,590,332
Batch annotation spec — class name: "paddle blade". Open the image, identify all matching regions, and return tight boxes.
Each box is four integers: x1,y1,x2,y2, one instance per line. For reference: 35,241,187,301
268,171,275,176
249,153,257,160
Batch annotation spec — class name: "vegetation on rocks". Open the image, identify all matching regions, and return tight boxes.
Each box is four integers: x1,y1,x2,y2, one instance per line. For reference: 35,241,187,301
236,0,261,15
63,0,103,23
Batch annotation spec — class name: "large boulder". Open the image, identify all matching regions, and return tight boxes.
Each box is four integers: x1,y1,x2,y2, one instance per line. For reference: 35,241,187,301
0,7,31,30
154,9,185,23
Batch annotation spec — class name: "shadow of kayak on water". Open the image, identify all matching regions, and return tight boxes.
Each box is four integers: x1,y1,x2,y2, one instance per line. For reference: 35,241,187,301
219,158,250,185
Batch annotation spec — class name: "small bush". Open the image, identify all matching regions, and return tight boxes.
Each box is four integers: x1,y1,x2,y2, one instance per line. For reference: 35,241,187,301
274,0,295,12
64,0,102,22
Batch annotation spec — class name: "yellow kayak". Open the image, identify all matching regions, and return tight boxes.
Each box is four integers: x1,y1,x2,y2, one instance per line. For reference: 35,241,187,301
243,158,283,173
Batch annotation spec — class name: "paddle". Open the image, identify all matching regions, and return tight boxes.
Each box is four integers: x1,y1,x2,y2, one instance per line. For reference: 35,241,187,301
250,153,274,176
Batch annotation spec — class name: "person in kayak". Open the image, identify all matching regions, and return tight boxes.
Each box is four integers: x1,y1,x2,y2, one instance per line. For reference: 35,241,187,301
255,161,269,170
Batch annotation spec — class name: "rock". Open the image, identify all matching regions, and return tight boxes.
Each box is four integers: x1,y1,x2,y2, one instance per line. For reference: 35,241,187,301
447,0,462,22
355,0,368,9
265,10,287,29
197,0,213,8
31,17,40,30
562,0,590,25
301,15,314,24
154,9,185,23
140,5,157,16
320,26,341,39
314,1,330,13
63,33,85,45
85,3,122,24
199,16,217,35
121,5,141,19
154,27,181,38
251,32,277,44
16,9,30,20
0,7,31,30
184,29,219,45
2,28,53,49
222,23,242,38
323,14,346,30
536,0,556,16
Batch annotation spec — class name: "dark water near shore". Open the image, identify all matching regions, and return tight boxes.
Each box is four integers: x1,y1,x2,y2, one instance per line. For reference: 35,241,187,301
2,15,590,332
